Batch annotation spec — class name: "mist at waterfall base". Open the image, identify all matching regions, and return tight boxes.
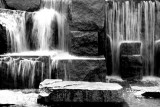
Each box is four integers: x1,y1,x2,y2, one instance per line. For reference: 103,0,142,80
106,1,160,77
0,0,73,88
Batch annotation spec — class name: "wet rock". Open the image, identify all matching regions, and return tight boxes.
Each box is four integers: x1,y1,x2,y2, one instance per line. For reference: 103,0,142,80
52,58,107,82
132,86,160,99
70,0,105,31
154,40,160,76
120,55,143,82
120,55,143,67
99,32,112,75
132,76,160,87
70,31,98,56
0,56,50,89
120,42,141,55
37,79,123,105
120,66,143,82
142,92,160,98
4,0,40,11
105,76,131,88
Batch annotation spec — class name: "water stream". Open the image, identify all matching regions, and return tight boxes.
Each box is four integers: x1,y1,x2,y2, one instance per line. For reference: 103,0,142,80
106,1,156,76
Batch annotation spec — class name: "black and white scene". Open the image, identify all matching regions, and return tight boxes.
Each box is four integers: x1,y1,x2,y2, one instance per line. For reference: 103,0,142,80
0,0,160,107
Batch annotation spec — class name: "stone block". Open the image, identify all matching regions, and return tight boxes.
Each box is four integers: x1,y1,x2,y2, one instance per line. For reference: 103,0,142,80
120,55,143,67
70,31,98,56
52,58,107,82
120,42,141,55
37,79,123,105
120,66,143,81
4,0,40,11
70,0,105,31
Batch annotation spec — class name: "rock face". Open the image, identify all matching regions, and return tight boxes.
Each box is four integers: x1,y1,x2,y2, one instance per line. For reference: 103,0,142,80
120,55,143,67
37,79,123,105
4,0,40,11
70,31,98,56
70,0,105,31
120,42,141,55
52,58,107,82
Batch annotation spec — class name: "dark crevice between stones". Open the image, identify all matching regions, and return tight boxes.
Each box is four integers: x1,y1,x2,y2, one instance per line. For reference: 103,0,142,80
142,92,160,99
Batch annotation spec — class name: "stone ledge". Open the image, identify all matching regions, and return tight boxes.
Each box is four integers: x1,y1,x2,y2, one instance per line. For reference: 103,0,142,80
37,79,123,104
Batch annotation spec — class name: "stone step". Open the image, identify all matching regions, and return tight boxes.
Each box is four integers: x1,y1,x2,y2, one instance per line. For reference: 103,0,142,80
0,55,106,89
37,79,123,105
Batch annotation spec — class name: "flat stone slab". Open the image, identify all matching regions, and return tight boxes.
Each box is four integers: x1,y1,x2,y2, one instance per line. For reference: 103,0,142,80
37,79,123,104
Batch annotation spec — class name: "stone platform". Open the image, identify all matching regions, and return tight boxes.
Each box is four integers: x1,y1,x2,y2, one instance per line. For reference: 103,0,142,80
37,79,123,105
0,54,106,89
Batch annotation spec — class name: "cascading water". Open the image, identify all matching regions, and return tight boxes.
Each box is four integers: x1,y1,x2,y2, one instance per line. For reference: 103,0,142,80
0,10,27,52
32,0,70,51
0,0,71,88
106,1,156,76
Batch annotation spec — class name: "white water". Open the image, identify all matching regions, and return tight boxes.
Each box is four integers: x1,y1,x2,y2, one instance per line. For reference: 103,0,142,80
106,1,156,75
0,9,27,52
32,0,70,51
0,0,72,88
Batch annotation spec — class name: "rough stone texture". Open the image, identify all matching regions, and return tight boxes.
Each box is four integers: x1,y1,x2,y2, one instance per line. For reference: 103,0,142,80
120,66,143,81
120,42,141,55
154,40,160,76
70,31,98,56
70,0,105,31
52,58,107,82
37,79,123,105
4,0,40,11
120,55,143,67
120,55,143,81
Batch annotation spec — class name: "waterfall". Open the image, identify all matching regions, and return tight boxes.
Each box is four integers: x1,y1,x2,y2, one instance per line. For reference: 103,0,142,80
106,1,155,76
0,0,71,88
32,0,71,51
0,10,27,52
